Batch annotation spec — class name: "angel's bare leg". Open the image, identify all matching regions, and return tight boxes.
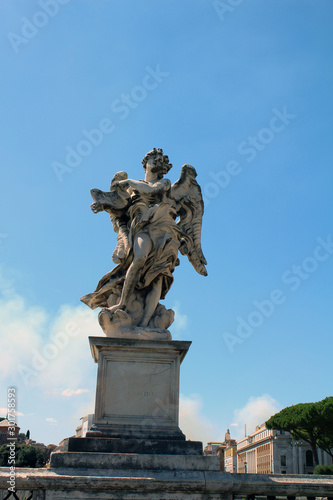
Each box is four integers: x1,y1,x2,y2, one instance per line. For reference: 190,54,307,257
107,232,152,313
140,277,163,327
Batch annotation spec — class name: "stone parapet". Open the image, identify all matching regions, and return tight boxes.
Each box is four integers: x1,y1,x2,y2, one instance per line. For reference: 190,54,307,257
1,467,333,500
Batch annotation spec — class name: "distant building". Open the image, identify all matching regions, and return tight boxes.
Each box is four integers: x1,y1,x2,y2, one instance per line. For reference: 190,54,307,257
24,439,47,449
76,414,94,438
0,419,20,444
237,424,332,474
224,430,238,473
203,442,224,470
204,430,237,472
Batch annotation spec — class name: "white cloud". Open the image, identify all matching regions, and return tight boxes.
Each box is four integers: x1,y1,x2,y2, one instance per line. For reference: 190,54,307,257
179,394,220,444
231,394,281,439
69,394,95,428
0,274,101,393
31,304,100,390
46,418,57,424
172,301,188,338
61,389,90,397
0,408,24,417
0,276,47,379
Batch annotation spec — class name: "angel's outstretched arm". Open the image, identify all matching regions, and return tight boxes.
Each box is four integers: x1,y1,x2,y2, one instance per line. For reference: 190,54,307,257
115,178,170,195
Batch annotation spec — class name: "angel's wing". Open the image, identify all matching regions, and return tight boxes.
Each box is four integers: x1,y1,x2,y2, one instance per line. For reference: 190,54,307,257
171,164,207,276
91,171,131,264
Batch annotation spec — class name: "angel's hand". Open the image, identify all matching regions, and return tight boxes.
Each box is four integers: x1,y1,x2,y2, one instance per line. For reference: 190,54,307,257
114,180,130,190
91,202,103,214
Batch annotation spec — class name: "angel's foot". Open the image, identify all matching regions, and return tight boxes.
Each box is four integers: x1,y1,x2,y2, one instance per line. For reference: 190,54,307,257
98,307,132,335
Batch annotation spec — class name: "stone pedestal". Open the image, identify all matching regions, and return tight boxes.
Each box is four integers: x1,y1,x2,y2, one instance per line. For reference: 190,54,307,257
88,337,189,440
50,337,214,468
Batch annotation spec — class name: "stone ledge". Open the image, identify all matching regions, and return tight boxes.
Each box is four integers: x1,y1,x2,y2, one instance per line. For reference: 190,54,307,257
58,436,203,455
89,337,191,363
1,468,333,498
49,452,220,470
86,423,186,440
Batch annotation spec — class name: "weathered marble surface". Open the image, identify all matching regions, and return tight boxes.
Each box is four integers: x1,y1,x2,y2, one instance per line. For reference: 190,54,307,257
81,148,207,338
50,452,220,470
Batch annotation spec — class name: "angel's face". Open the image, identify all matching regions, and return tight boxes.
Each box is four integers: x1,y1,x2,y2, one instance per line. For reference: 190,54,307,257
145,155,164,175
145,156,156,172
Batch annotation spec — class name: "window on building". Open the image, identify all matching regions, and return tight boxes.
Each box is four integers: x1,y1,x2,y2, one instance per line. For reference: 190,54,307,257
280,430,285,435
280,455,287,467
306,450,314,467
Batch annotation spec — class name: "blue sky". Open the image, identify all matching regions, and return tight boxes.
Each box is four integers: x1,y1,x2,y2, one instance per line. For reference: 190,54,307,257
1,0,332,446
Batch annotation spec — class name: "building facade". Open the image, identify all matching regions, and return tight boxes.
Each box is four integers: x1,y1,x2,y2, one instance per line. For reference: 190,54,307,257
76,414,94,438
0,419,20,445
204,430,237,472
237,424,332,474
224,442,238,473
203,442,225,471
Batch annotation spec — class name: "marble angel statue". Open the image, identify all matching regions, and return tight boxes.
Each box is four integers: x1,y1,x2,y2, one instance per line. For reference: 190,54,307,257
81,148,207,339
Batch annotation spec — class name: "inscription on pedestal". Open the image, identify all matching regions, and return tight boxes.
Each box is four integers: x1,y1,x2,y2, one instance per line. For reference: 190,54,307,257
104,360,172,419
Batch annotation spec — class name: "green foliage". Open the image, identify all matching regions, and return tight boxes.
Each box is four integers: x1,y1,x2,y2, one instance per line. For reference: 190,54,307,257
18,433,26,442
314,464,333,475
316,397,333,459
0,443,51,467
266,397,333,466
0,444,10,466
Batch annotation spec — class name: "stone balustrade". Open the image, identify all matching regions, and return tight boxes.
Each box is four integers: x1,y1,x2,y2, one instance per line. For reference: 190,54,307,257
1,467,333,500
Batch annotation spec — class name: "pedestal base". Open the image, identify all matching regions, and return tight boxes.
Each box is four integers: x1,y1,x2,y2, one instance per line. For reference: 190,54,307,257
56,436,203,455
50,337,207,470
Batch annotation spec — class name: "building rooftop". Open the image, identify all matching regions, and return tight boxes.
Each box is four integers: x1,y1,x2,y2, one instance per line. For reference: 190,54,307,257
0,419,19,428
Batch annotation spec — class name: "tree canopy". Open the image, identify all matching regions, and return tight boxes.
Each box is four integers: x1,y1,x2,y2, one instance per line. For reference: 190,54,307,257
266,397,333,466
0,443,51,468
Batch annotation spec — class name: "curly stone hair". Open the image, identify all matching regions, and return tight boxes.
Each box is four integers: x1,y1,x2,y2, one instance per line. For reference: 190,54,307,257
142,148,172,178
